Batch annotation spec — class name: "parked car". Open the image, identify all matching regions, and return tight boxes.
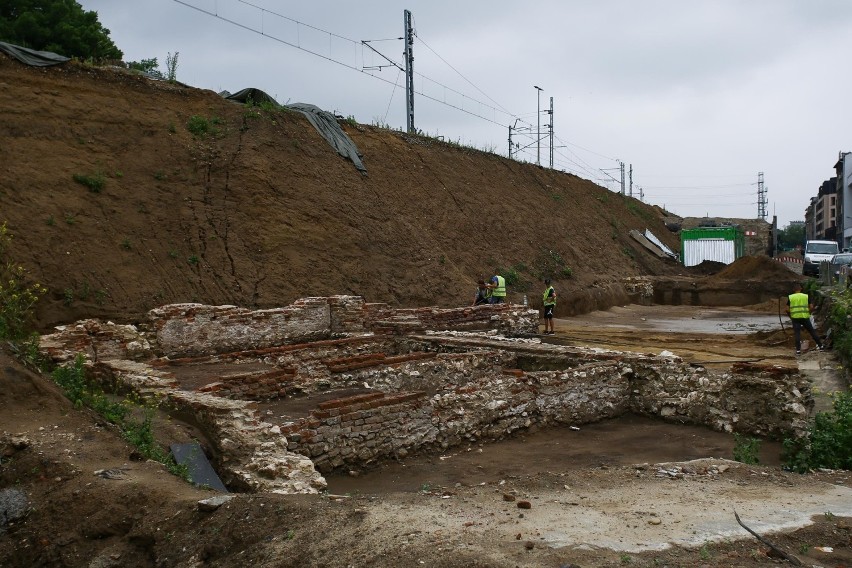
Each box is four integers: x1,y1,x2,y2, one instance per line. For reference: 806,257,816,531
829,252,852,278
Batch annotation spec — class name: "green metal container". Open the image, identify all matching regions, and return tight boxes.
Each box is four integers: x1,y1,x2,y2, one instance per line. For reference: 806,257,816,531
680,226,745,267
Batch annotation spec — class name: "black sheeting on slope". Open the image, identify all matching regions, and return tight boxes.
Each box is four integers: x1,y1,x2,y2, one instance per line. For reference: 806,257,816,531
221,88,278,107
0,41,69,67
222,88,366,173
0,47,367,173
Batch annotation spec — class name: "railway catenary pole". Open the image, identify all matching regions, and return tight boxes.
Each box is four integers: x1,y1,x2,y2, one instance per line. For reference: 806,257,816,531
404,10,414,133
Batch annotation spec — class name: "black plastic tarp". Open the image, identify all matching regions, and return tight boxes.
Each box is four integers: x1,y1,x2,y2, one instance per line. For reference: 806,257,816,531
222,88,366,173
0,41,69,67
222,87,278,107
287,102,366,173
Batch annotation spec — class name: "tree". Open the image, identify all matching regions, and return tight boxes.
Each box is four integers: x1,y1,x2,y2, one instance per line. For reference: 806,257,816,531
0,0,122,60
777,222,806,251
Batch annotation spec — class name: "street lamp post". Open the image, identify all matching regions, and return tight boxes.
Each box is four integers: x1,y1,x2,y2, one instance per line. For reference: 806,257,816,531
534,85,543,166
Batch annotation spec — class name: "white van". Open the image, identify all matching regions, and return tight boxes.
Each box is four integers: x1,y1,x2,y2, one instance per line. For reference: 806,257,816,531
803,240,839,276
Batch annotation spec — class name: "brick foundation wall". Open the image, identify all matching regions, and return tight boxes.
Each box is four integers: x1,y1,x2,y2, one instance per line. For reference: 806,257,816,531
38,299,814,493
282,361,629,472
148,300,332,358
363,302,538,335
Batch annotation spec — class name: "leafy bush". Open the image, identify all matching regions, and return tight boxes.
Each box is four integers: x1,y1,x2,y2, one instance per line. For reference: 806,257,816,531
783,391,852,472
51,355,188,479
827,287,852,367
72,172,105,192
732,433,760,464
186,115,210,136
127,57,162,77
0,223,47,340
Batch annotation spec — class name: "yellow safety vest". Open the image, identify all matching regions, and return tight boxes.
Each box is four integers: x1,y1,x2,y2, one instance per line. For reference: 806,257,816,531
543,286,556,306
492,275,506,297
788,292,810,319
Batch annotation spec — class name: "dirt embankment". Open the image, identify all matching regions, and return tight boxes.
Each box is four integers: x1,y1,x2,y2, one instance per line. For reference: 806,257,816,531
0,55,686,331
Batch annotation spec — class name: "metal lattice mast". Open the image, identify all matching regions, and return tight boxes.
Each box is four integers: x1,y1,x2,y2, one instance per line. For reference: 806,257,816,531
757,172,767,220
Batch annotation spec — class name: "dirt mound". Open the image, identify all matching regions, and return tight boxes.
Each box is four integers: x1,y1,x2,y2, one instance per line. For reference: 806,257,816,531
690,259,726,275
712,255,802,281
0,54,684,330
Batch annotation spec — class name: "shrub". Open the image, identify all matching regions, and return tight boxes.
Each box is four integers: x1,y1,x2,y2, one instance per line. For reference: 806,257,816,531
127,57,162,77
783,391,852,472
51,355,188,479
732,433,760,464
165,51,179,82
0,223,47,340
72,172,105,192
187,115,209,136
827,288,852,367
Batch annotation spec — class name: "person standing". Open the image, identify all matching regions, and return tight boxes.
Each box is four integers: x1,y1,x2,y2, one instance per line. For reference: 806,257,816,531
542,278,556,334
785,282,825,355
487,274,506,304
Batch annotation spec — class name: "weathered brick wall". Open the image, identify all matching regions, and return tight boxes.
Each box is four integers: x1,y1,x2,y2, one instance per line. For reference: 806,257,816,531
327,295,367,334
148,299,331,358
196,368,297,400
40,319,152,364
363,302,538,335
145,297,536,359
283,361,629,472
38,302,815,494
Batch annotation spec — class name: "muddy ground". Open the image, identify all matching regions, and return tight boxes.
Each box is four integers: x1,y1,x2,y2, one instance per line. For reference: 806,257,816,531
2,303,851,568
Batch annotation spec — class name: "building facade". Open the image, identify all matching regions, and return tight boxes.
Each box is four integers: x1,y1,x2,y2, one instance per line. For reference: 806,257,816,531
805,178,837,241
837,152,852,249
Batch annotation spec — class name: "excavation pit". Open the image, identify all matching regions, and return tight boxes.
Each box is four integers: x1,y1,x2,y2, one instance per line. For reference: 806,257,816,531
39,295,814,494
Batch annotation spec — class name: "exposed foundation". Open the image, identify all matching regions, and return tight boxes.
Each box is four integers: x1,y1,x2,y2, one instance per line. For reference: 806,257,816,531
39,295,812,495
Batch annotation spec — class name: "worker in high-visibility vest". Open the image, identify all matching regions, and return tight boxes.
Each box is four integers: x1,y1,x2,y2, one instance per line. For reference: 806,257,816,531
785,282,825,355
542,278,556,334
472,279,490,305
486,274,506,304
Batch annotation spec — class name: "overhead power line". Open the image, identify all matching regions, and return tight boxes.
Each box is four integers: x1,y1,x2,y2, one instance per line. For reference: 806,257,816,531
641,182,756,190
174,0,527,128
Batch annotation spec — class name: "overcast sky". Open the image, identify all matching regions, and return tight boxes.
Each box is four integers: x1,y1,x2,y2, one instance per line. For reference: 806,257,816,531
79,0,852,226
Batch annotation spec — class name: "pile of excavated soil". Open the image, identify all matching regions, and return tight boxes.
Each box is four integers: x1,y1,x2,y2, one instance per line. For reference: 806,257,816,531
0,54,685,331
712,255,801,281
690,260,727,275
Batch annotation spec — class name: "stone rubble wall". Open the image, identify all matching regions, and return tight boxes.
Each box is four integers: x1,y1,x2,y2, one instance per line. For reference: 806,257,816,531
628,360,813,438
89,358,327,494
148,299,332,359
40,319,153,364
363,302,539,336
145,297,537,359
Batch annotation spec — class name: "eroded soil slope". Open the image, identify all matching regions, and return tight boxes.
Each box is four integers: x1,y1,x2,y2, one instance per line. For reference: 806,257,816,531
0,55,683,331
